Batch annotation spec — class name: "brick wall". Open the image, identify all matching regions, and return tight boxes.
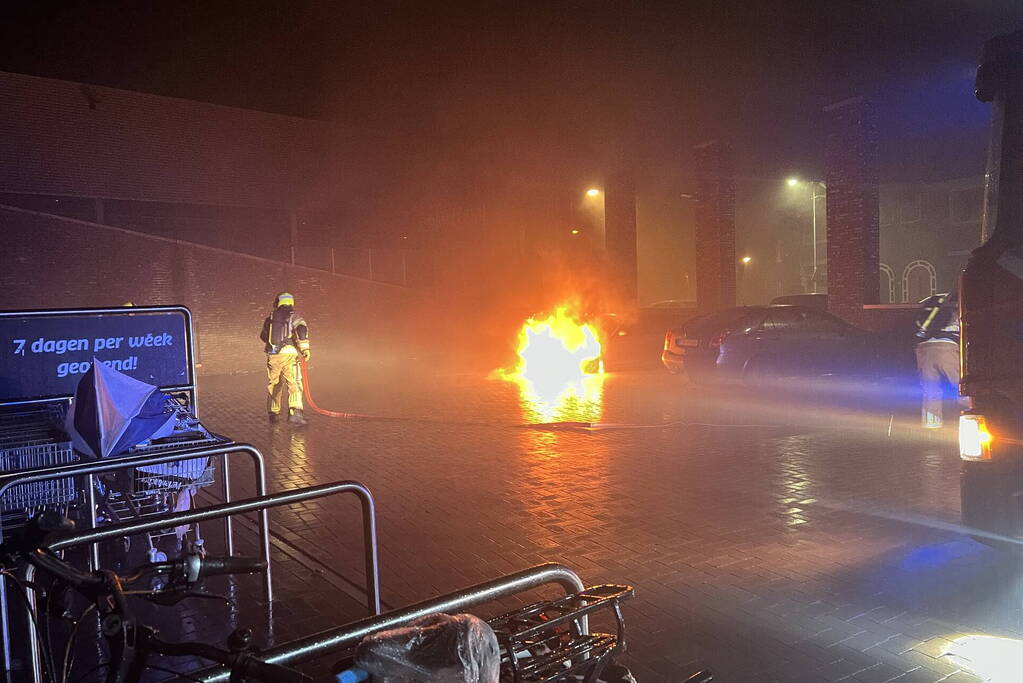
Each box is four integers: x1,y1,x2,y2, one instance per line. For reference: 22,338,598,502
0,206,430,376
693,140,736,311
824,97,880,325
0,70,348,208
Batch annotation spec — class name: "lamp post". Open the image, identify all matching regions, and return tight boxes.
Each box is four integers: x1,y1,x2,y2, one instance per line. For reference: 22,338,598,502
786,178,826,293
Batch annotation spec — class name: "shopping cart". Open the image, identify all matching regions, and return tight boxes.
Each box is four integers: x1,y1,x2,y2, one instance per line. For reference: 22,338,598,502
0,304,240,677
92,395,222,562
0,403,79,534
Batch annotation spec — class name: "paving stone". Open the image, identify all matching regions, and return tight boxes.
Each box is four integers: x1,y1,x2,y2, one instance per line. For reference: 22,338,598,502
850,662,915,683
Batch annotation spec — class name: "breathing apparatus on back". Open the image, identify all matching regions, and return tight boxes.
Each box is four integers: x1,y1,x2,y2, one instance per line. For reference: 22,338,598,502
262,292,309,356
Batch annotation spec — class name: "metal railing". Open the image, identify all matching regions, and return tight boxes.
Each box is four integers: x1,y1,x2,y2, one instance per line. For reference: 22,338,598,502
18,481,380,683
0,442,269,680
292,245,432,288
193,562,585,682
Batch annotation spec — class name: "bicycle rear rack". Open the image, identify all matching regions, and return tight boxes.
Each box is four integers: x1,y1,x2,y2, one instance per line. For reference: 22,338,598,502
490,583,634,683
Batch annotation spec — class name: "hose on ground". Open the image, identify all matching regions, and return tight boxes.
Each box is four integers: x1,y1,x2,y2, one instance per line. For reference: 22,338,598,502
298,358,780,431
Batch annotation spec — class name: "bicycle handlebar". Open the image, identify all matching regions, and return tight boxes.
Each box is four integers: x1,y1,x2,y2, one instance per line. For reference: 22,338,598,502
139,554,268,584
23,548,265,589
196,555,267,578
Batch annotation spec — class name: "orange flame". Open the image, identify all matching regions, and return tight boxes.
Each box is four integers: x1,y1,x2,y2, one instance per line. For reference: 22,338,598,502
497,304,605,423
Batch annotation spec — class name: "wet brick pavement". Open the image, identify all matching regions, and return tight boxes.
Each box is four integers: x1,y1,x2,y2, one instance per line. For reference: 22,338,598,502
143,365,1023,681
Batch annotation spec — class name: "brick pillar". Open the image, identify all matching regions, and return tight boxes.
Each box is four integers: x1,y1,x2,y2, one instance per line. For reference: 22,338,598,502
823,97,879,324
605,171,638,301
693,140,736,311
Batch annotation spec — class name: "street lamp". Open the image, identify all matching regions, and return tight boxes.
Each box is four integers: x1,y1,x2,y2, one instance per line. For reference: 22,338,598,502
786,178,826,293
586,188,600,197
741,255,752,264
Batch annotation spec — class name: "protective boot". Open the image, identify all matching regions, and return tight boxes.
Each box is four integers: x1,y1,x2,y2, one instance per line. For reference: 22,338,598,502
288,409,308,426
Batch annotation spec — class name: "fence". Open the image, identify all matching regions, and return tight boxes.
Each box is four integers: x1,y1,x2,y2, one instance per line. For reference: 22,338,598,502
291,245,436,288
0,191,437,289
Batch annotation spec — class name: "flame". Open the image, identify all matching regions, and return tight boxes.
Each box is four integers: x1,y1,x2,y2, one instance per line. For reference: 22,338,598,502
497,304,605,423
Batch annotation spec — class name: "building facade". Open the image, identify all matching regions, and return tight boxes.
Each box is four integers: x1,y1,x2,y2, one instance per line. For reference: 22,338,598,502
878,177,983,302
735,175,984,308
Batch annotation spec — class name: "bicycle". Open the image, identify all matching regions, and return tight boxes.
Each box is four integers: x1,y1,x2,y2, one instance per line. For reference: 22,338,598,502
4,512,714,683
1,511,308,683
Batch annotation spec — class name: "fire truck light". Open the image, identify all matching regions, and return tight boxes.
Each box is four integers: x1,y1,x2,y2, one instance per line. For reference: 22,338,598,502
959,414,992,460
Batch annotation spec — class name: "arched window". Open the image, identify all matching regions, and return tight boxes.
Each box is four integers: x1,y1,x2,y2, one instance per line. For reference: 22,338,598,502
879,263,895,304
902,260,936,303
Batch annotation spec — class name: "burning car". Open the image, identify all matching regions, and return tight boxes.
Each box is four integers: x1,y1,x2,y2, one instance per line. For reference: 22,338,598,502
495,304,606,422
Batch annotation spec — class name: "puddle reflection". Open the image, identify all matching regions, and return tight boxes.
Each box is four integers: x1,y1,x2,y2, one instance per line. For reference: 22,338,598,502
511,374,605,424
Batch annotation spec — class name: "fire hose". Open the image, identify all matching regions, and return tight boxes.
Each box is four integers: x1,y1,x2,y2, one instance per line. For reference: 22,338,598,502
298,358,773,432
299,357,400,421
299,357,610,428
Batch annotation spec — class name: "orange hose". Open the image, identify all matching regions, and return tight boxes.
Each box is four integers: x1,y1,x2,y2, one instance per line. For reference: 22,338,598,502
299,357,378,419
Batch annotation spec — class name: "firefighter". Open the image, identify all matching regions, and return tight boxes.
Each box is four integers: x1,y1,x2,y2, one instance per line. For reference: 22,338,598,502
915,290,960,429
260,292,311,425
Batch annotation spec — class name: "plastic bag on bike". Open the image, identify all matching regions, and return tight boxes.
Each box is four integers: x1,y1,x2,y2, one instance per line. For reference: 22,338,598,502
355,613,499,683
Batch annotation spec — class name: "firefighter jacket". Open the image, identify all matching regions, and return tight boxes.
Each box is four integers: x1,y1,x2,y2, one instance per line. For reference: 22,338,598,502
916,294,960,345
260,308,310,355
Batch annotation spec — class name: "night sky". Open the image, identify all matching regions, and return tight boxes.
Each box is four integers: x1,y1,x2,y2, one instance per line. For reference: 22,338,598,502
3,1,1023,231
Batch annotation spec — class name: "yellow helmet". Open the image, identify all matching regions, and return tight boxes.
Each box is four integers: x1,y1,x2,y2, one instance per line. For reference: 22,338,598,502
275,292,295,308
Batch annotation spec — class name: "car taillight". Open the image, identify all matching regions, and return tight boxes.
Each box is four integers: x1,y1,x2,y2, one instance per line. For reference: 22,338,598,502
960,414,993,460
709,330,727,348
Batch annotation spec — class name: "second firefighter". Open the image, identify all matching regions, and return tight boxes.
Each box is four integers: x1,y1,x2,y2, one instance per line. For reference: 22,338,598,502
261,292,310,425
915,290,961,429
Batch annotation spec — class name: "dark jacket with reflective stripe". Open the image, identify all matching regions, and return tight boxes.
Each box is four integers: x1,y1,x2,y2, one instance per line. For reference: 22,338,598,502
916,294,960,345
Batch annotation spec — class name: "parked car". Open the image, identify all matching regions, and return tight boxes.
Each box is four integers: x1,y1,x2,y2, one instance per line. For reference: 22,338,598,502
661,304,884,383
602,300,696,371
769,293,828,310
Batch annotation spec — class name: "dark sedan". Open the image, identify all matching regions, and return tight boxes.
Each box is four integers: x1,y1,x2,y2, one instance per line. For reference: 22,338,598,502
661,305,883,383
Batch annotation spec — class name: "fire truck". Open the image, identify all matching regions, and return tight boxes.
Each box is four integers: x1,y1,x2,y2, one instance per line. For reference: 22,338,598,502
959,29,1023,543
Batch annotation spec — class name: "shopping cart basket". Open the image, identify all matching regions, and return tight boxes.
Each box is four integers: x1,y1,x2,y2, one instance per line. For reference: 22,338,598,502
0,403,79,531
93,396,222,559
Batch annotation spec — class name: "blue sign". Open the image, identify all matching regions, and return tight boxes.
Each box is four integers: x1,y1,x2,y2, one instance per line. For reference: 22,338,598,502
0,309,192,403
